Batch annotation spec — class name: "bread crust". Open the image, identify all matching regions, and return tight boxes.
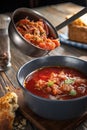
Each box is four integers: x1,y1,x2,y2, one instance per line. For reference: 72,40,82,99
68,24,87,43
67,14,87,44
0,92,19,130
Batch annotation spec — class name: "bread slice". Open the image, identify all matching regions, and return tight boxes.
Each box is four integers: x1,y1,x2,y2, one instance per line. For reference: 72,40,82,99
66,14,87,43
0,92,19,130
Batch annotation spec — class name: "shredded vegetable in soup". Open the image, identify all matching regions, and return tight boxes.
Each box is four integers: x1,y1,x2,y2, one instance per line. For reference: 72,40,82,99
24,67,87,100
16,18,60,50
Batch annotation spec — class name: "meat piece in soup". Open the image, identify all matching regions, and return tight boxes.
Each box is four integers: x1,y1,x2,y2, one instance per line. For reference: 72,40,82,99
24,67,87,100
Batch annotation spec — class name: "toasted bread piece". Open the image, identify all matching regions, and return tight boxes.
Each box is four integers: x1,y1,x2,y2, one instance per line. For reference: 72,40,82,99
66,14,87,43
0,92,19,130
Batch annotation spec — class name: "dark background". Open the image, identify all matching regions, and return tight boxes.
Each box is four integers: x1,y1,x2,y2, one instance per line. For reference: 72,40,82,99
0,0,87,13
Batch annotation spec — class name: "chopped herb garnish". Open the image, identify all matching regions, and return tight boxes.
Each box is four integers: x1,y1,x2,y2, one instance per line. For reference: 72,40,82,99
69,89,77,96
47,81,54,87
64,78,75,84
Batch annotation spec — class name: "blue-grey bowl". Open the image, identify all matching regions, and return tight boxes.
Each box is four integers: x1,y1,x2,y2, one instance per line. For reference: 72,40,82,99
17,56,87,120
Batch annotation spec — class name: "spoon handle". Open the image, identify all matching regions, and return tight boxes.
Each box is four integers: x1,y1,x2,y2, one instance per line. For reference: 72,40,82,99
55,7,87,31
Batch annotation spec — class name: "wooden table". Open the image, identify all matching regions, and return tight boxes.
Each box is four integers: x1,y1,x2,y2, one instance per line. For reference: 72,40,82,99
0,2,87,130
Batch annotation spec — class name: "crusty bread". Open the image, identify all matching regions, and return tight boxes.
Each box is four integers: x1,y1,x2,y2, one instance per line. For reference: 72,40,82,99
0,92,19,130
67,14,87,43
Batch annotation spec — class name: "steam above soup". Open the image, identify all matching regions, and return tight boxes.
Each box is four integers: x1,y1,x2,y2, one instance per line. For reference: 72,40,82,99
24,66,87,100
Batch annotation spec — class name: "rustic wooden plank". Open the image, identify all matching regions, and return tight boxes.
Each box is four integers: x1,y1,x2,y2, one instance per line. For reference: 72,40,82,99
51,2,83,14
49,44,87,58
1,85,87,130
0,2,87,130
0,76,7,96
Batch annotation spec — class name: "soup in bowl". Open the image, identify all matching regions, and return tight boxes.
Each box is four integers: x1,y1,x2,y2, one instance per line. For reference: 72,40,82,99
17,56,87,120
24,66,87,100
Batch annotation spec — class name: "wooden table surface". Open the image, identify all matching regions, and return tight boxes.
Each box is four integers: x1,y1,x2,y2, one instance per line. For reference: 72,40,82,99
0,2,87,130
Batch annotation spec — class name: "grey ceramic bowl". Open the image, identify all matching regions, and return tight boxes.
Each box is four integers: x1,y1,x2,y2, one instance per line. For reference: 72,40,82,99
17,56,87,120
8,7,58,57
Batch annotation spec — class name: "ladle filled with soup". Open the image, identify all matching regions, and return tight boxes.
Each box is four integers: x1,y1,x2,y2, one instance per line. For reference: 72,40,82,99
24,66,87,100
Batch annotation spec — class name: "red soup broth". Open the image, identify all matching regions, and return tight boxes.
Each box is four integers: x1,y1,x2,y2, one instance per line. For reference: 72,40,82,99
24,66,87,100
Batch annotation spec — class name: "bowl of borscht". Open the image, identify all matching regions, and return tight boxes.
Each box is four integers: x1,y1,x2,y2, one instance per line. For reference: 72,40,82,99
17,56,87,120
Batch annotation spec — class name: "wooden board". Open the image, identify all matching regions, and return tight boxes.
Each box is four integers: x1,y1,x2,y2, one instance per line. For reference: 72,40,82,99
1,85,87,130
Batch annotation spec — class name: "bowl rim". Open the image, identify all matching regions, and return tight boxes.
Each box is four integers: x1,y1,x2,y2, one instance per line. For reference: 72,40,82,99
17,55,87,102
11,7,59,51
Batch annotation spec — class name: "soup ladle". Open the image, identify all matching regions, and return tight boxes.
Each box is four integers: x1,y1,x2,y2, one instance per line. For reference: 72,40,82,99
8,7,87,57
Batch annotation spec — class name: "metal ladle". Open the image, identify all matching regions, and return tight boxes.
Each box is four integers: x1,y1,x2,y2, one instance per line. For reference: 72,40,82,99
8,7,87,57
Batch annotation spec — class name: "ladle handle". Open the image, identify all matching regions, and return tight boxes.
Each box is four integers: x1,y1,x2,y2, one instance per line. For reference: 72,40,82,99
55,7,87,31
